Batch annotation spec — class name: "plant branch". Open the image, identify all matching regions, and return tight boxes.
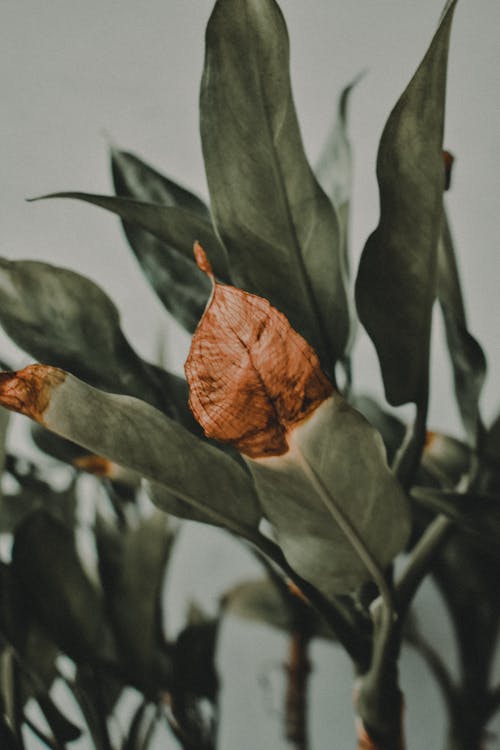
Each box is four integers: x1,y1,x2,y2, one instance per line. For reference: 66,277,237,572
395,515,453,615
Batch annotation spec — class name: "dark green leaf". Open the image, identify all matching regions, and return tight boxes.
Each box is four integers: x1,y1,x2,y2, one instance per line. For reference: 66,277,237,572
355,0,458,405
315,75,362,276
30,424,88,465
111,149,212,333
11,510,116,664
246,394,411,597
0,712,20,750
437,211,486,446
200,0,349,374
96,512,175,694
411,486,500,549
37,694,82,744
30,193,230,282
0,258,194,430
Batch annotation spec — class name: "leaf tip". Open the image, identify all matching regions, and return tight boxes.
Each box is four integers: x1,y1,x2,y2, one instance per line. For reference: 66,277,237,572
0,365,65,423
193,241,214,279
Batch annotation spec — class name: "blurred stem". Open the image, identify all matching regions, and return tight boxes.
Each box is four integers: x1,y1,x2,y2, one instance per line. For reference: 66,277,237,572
284,630,311,750
395,515,453,615
63,673,113,750
405,628,457,717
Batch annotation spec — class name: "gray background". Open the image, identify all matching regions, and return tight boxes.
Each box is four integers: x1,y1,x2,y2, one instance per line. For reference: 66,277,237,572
1,1,499,748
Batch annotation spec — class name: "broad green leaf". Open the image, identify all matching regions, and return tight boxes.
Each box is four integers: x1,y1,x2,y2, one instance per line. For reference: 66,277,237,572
200,0,349,374
96,512,174,694
30,423,88,465
411,487,500,549
0,258,194,430
11,510,116,664
315,75,361,275
355,0,458,405
437,211,486,446
111,149,212,332
31,193,230,283
246,394,411,598
0,368,261,536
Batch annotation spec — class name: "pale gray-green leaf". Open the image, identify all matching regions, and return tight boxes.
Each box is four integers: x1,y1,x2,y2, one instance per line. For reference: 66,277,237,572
355,0,458,405
437,211,486,446
40,372,261,535
315,75,361,275
246,394,410,598
201,0,349,374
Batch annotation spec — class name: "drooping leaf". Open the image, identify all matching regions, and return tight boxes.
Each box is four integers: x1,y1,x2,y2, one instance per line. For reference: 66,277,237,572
11,510,116,664
0,366,261,536
182,246,409,595
437,210,486,446
247,394,411,598
200,0,349,375
36,695,82,745
0,258,194,430
315,75,362,275
30,193,230,282
411,487,500,550
96,511,175,694
111,149,212,332
355,0,458,405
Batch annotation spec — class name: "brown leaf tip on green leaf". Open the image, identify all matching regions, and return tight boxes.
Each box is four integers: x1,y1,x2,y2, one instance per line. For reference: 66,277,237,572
0,365,66,424
185,243,333,458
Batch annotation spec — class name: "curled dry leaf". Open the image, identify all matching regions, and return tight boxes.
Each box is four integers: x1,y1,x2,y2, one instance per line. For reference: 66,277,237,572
185,243,333,458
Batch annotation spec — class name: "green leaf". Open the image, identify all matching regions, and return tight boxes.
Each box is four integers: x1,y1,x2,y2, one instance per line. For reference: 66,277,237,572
411,487,500,549
355,0,458,405
437,211,486,446
0,408,9,502
315,75,362,276
246,394,411,598
1,368,261,536
96,512,175,694
0,258,194,430
111,149,212,333
11,510,116,664
30,193,230,283
200,0,349,374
